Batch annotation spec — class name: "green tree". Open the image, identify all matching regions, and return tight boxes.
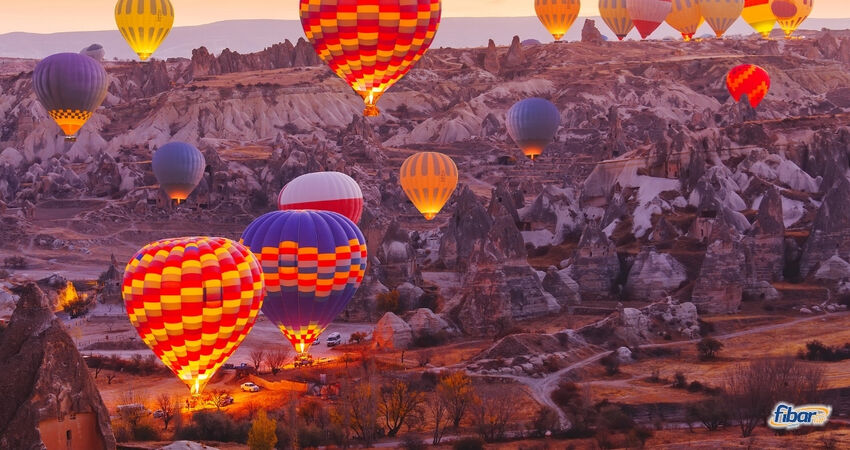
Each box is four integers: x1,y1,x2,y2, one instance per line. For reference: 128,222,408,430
248,410,278,450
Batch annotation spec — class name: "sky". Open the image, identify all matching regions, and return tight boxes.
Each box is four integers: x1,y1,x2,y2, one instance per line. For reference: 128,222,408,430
0,0,846,34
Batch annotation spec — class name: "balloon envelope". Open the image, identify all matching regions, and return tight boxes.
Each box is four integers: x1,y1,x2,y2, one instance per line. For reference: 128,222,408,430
33,53,108,139
771,0,813,38
727,64,771,108
300,0,442,117
278,172,364,224
535,0,581,41
742,0,777,38
240,210,367,354
506,98,561,160
122,237,264,395
698,0,744,38
666,0,704,41
115,0,175,61
599,0,634,40
400,152,459,220
80,44,106,62
152,142,206,202
627,0,674,39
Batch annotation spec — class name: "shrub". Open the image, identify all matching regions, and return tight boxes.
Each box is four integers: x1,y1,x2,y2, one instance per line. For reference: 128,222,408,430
800,340,850,362
687,398,728,431
3,256,26,269
452,436,485,450
132,421,160,441
400,433,426,450
672,372,687,389
419,292,439,311
531,406,560,437
697,337,724,361
597,404,634,432
349,331,367,344
248,410,278,450
413,330,448,348
600,353,620,376
377,290,401,314
111,419,133,442
688,381,704,392
176,411,249,443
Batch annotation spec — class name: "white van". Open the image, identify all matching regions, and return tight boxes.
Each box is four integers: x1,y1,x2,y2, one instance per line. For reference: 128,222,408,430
326,332,342,347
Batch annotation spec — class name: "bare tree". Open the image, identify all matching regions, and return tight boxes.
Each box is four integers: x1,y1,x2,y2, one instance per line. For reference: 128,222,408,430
265,347,292,375
105,372,117,384
379,380,425,437
156,393,178,430
471,387,517,442
118,390,149,429
724,357,826,437
250,349,266,373
437,371,476,428
428,393,452,445
205,389,232,411
337,376,379,445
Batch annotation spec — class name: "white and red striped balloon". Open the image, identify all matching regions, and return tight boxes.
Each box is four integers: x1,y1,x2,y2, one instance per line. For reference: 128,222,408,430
628,0,674,39
277,171,364,223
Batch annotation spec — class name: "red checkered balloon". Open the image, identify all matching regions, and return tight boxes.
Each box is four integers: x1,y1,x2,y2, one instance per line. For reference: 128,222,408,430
300,0,442,116
122,237,264,395
727,64,771,108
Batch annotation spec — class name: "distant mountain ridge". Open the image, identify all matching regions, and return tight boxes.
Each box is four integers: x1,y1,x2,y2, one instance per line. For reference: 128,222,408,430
1,17,849,60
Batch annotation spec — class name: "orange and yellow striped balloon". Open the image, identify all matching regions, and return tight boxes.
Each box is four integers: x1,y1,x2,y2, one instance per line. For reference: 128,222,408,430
535,0,581,41
698,0,744,38
667,0,704,41
771,0,813,39
300,0,442,117
122,237,264,395
742,0,776,38
114,0,175,61
400,152,458,220
599,0,634,40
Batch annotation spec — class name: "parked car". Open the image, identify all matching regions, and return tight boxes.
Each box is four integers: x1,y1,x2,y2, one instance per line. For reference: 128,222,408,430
236,363,249,370
326,332,342,347
241,382,260,392
219,395,235,406
222,363,234,370
152,409,164,419
117,404,150,416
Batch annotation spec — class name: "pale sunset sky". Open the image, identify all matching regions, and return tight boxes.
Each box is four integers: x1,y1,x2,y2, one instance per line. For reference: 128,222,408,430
1,0,846,34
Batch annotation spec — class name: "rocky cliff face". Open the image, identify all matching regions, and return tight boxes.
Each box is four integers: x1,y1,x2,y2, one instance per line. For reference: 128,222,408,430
0,283,115,449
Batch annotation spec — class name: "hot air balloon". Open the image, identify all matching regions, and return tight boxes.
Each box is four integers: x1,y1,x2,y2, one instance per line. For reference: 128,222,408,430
698,0,744,38
33,53,108,141
742,0,777,38
535,0,581,42
599,0,635,40
278,172,365,224
240,210,367,354
506,98,561,161
300,0,442,117
771,0,813,39
115,0,175,61
667,0,704,41
727,64,771,108
627,0,673,39
122,237,264,395
80,44,106,62
152,142,206,203
399,152,458,220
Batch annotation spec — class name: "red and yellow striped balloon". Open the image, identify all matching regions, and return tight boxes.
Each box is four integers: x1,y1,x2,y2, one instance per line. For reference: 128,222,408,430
727,64,771,108
299,0,442,117
122,237,264,395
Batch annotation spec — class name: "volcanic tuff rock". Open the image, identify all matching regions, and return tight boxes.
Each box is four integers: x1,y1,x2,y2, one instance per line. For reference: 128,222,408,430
0,283,116,449
743,187,786,287
541,266,582,308
581,19,606,44
406,308,457,340
800,175,850,278
814,254,850,282
567,225,621,301
624,248,688,301
189,39,320,78
439,186,494,272
579,298,700,347
691,225,745,314
373,312,412,350
519,185,583,245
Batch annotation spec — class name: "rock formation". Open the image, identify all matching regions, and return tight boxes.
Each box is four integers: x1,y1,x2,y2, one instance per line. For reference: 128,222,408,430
0,283,116,449
743,187,786,290
800,175,850,278
406,308,456,341
581,19,606,44
579,298,700,347
624,247,688,301
691,225,745,314
374,312,412,350
189,39,320,79
567,225,621,301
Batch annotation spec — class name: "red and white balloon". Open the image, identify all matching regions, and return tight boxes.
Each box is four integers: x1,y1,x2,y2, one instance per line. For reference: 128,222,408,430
278,171,364,223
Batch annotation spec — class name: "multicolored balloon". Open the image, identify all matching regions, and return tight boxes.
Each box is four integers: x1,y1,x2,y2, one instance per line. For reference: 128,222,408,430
699,0,744,38
506,98,561,161
535,0,581,41
742,0,777,38
240,211,367,354
278,172,364,224
627,0,673,39
152,142,206,202
33,53,109,140
122,237,264,395
400,152,458,220
727,64,771,108
771,0,813,39
299,0,442,117
599,0,634,40
667,0,704,41
115,0,175,61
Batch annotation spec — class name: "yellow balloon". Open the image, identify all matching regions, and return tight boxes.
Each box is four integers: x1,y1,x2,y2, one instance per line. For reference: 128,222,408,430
535,0,582,41
698,0,744,38
742,0,777,38
667,0,704,41
400,152,458,221
772,0,813,39
115,0,175,61
598,0,634,41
